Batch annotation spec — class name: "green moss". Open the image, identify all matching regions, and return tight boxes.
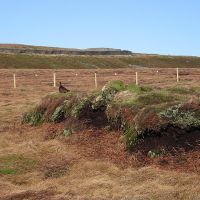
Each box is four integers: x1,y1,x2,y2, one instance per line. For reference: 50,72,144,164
111,90,178,112
115,97,139,108
111,89,179,110
0,168,17,175
47,91,75,99
106,80,126,91
136,91,177,105
167,87,196,95
112,90,137,107
126,84,153,94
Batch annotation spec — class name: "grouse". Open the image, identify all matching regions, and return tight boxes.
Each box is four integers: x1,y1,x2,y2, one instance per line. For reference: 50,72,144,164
59,82,70,93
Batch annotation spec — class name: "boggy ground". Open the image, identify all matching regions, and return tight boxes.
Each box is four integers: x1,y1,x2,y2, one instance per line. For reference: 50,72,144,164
0,69,200,200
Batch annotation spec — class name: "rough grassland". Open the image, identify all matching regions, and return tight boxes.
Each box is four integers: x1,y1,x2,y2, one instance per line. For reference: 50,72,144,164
0,72,200,199
1,54,200,69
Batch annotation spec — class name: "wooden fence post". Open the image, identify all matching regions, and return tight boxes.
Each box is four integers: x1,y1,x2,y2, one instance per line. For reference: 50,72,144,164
13,73,16,89
176,68,179,82
135,72,138,85
53,72,56,87
94,73,97,89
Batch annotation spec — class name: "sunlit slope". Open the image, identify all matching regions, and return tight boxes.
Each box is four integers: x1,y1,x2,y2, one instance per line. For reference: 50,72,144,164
0,44,200,69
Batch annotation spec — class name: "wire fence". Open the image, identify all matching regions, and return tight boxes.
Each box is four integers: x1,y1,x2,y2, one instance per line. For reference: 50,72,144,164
0,68,200,92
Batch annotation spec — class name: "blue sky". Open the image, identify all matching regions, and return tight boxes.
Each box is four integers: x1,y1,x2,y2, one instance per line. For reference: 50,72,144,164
0,0,200,56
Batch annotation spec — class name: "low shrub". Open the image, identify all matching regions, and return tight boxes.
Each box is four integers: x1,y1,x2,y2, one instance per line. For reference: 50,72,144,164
147,149,166,158
51,105,66,123
160,104,200,129
124,126,138,150
22,108,45,126
63,129,72,137
72,97,91,118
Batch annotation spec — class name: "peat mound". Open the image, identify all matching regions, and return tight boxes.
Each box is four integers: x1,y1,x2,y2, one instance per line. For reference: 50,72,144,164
22,80,200,155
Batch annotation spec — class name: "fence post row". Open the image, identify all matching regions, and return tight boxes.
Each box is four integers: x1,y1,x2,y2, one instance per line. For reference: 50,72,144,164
10,69,182,90
53,72,56,87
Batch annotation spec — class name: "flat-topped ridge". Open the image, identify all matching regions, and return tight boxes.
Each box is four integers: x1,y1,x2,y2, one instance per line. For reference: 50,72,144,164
0,44,132,55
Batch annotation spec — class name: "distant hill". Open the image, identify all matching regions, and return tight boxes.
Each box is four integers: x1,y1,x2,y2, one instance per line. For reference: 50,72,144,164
0,44,200,69
0,44,132,56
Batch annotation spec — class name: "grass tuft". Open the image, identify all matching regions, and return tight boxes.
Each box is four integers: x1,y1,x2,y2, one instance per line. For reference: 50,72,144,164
0,154,37,175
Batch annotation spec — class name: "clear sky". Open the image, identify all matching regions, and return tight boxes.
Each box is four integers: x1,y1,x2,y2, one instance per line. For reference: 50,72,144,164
0,0,200,56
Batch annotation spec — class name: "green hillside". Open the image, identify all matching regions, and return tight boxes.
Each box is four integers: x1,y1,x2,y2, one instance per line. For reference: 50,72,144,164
0,54,200,69
0,44,200,69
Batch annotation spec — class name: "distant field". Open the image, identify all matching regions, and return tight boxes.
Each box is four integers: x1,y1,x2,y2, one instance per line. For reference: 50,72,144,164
1,54,200,69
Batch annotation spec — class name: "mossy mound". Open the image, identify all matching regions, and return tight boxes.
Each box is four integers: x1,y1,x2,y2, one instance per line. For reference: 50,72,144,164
107,91,200,150
22,89,106,128
22,92,86,125
22,80,200,151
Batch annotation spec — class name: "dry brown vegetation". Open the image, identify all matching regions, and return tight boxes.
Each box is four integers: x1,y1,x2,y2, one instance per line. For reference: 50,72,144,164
0,68,200,199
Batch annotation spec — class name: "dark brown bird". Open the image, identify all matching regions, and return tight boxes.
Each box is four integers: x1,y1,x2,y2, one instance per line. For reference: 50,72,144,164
59,82,70,93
